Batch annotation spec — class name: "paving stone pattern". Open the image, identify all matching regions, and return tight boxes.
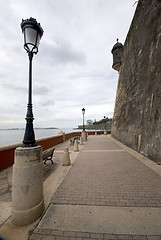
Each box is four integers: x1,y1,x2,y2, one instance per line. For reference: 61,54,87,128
52,136,161,207
29,228,161,240
26,136,161,239
0,167,12,202
0,139,73,202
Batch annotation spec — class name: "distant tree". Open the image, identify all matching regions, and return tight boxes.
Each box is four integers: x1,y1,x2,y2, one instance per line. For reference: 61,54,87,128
86,119,93,125
93,116,112,125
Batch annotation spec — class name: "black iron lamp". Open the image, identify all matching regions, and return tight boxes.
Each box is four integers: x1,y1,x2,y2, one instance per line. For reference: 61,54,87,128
21,17,44,147
104,116,106,130
82,108,85,131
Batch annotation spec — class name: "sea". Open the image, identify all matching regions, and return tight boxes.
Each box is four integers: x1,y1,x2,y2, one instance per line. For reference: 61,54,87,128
0,128,82,147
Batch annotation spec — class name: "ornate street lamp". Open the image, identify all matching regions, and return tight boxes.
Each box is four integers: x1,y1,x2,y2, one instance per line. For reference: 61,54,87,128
104,116,107,135
82,108,85,131
81,107,87,141
21,17,43,147
104,116,106,130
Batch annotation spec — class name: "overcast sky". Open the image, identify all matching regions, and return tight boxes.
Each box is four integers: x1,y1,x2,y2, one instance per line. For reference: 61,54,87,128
0,0,137,129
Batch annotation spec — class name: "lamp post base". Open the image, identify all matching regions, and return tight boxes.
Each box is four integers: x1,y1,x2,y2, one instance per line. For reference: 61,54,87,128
82,130,87,141
11,145,44,225
104,129,107,135
22,103,37,147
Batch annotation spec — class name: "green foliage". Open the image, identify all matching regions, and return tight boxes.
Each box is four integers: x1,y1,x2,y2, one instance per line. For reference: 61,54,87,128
86,119,93,125
93,117,112,125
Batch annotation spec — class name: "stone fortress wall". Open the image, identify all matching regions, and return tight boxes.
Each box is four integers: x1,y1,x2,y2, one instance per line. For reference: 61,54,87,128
111,0,161,162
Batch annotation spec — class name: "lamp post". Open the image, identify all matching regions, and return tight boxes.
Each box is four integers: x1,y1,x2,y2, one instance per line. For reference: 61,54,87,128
82,107,85,131
21,17,43,147
82,107,87,141
11,18,44,226
104,116,106,130
104,116,107,135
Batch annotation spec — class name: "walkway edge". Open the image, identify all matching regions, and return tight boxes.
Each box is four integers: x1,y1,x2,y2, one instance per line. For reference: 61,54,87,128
110,135,161,177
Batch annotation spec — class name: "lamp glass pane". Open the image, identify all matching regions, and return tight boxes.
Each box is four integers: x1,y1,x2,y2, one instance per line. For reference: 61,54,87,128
25,28,37,51
36,34,41,49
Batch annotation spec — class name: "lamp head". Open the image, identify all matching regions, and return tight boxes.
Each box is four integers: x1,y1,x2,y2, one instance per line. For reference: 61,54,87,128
21,17,44,54
82,108,85,114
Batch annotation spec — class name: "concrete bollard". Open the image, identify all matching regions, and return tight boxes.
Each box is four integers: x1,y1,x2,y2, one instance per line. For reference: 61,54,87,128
104,129,107,135
80,136,83,145
11,145,44,226
63,132,66,142
82,130,87,141
62,147,71,166
95,131,97,135
74,139,79,152
58,131,66,142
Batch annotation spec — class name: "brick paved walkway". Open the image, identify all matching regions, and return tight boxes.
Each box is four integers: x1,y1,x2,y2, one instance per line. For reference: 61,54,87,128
52,136,161,207
27,135,161,239
30,228,160,240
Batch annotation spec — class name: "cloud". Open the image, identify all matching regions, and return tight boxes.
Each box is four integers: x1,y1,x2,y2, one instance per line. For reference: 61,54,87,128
41,39,86,66
0,0,137,130
33,83,51,96
38,97,55,107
